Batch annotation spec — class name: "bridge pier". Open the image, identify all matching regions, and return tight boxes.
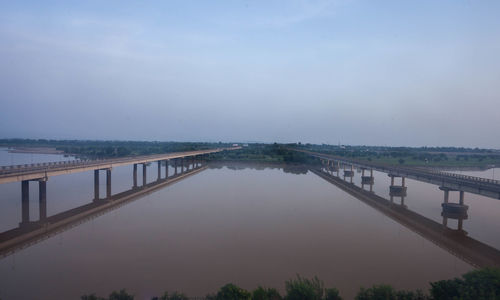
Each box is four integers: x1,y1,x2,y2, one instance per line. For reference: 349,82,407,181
106,169,112,199
174,159,178,175
389,174,407,207
21,180,30,225
157,161,161,181
142,163,147,186
39,179,47,221
165,160,169,178
440,187,468,231
133,164,138,188
94,169,100,200
181,158,184,173
343,165,354,183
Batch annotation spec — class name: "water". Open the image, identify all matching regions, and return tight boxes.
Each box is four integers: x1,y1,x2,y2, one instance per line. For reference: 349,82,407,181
2,152,500,299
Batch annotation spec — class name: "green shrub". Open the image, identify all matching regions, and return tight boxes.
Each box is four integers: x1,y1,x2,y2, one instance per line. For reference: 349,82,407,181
215,283,251,300
285,275,324,300
252,286,282,300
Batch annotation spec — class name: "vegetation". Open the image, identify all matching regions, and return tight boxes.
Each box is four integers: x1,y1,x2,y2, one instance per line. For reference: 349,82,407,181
81,268,500,300
1,138,499,167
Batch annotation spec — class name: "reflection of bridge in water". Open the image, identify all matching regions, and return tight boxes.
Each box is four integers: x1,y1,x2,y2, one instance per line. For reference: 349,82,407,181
312,167,500,268
0,161,208,258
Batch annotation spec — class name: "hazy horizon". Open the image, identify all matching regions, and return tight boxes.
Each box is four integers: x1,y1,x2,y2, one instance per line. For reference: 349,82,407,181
1,1,499,148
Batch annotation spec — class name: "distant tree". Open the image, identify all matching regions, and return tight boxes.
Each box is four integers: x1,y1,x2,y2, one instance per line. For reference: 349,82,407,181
325,287,342,300
398,159,405,164
430,268,500,300
215,283,251,300
356,285,396,300
252,286,282,300
285,275,324,300
81,294,106,300
109,289,134,300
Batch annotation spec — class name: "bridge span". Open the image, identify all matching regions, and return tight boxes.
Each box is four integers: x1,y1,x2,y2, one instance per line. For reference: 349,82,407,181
296,149,500,200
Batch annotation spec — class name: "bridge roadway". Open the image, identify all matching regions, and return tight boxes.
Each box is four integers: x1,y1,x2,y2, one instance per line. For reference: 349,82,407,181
0,147,239,184
296,149,500,200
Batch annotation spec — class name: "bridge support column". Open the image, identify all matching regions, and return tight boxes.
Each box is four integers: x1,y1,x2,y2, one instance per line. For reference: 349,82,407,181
106,169,112,199
21,180,30,225
39,180,47,221
165,160,169,178
157,161,162,181
133,164,138,188
174,159,178,175
459,191,465,205
181,158,184,173
142,164,147,186
94,170,100,200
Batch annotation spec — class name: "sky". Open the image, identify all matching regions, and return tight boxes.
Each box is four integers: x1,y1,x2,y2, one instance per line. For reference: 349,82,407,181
0,0,499,147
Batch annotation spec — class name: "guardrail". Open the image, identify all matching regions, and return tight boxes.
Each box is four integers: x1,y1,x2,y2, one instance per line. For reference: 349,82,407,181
308,150,500,187
0,148,236,177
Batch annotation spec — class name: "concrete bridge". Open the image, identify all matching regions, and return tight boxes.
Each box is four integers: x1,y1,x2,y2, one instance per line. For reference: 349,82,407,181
0,147,240,227
312,168,500,268
0,164,208,258
296,149,500,200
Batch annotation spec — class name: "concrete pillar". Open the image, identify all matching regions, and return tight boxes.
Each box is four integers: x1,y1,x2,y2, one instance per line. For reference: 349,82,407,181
21,180,30,224
391,175,395,186
106,169,112,199
444,190,449,203
142,163,147,186
362,169,365,176
459,191,464,205
157,161,161,181
402,177,406,187
94,170,100,200
443,216,448,226
174,159,178,175
370,169,373,177
458,218,463,231
39,180,47,220
133,164,138,188
369,183,373,193
165,160,169,178
181,158,184,173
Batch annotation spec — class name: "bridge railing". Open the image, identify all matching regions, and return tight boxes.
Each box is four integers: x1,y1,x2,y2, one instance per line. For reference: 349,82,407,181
0,148,235,176
310,150,500,187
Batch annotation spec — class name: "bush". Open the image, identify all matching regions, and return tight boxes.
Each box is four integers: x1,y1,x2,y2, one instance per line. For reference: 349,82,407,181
325,287,342,300
285,275,324,300
215,283,251,300
430,268,500,300
252,286,282,300
356,285,396,300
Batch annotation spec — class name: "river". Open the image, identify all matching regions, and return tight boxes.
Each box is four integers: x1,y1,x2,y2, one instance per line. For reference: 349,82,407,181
2,149,499,299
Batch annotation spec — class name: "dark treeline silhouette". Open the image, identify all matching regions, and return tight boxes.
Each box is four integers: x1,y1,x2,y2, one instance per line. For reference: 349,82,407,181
81,268,500,300
1,139,499,166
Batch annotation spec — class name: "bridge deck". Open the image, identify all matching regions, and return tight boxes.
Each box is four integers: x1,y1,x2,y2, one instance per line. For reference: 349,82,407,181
0,147,239,184
298,149,500,199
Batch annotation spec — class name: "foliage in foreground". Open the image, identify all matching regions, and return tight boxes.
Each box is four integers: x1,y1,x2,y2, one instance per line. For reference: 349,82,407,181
81,268,500,300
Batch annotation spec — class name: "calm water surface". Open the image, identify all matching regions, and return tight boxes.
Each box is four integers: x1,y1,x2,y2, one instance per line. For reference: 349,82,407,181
2,151,500,299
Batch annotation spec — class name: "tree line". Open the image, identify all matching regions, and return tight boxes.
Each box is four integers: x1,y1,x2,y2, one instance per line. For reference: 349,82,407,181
80,268,500,300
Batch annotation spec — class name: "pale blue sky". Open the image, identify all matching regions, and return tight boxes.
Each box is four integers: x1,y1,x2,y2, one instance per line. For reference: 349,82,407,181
1,0,499,147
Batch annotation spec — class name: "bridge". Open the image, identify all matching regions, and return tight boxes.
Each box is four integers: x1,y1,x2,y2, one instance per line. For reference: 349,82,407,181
0,164,208,257
295,149,500,200
311,168,500,268
0,147,240,227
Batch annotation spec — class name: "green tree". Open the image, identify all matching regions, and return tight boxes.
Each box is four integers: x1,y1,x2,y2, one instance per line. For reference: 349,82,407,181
356,285,396,300
215,283,251,300
252,286,282,300
285,275,324,300
325,287,342,300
